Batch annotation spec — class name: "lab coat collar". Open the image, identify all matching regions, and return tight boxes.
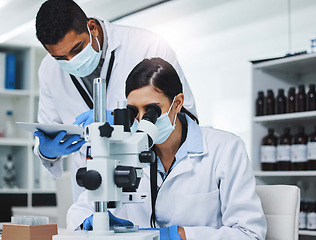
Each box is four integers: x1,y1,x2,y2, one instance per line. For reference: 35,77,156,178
178,113,204,157
144,114,207,181
156,113,204,176
92,18,120,85
93,17,121,58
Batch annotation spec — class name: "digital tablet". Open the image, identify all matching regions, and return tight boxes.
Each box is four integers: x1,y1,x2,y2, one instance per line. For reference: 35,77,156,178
16,122,85,140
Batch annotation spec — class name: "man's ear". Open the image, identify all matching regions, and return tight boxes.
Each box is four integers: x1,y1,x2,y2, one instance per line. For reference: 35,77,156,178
87,19,99,37
174,93,184,113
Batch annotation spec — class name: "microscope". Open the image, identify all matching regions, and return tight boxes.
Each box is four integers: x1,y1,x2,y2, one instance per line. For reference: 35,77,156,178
53,78,160,240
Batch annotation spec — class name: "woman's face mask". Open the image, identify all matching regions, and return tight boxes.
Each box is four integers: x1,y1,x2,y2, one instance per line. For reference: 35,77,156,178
57,26,102,77
130,97,177,145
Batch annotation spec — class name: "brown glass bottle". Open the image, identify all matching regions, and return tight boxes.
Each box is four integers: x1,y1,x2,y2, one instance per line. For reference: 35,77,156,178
277,128,292,171
288,87,296,113
296,85,307,112
307,84,316,111
256,91,264,116
260,128,278,171
307,201,316,230
291,127,308,170
276,89,286,114
265,89,275,115
299,200,307,230
308,126,316,170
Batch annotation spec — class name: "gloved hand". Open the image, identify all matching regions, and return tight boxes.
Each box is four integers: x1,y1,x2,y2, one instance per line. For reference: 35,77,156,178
34,130,86,159
140,225,181,240
73,109,114,127
82,211,134,230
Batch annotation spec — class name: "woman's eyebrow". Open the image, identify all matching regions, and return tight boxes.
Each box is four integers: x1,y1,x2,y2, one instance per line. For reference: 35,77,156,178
144,103,160,108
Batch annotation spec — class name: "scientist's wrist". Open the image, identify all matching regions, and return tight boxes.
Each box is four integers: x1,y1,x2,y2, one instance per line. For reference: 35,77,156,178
178,226,186,240
38,148,58,161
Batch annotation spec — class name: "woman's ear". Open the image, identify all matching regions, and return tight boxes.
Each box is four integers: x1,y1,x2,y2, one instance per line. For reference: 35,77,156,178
174,93,184,113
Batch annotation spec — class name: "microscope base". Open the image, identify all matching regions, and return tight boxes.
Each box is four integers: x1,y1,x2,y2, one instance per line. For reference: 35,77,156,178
53,230,159,240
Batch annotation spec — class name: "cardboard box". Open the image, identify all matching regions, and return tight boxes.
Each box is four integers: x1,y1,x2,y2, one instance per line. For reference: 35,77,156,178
2,223,58,240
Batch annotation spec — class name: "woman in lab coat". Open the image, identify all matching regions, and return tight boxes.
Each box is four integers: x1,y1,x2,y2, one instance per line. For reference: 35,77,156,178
68,58,267,239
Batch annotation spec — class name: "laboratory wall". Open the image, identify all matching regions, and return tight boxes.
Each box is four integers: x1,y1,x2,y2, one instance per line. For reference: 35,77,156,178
115,0,316,156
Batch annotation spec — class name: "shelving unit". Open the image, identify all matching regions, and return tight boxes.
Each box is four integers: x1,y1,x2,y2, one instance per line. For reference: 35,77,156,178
0,44,56,222
251,53,316,239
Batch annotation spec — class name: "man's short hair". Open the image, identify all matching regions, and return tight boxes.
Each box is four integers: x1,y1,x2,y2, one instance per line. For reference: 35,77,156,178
36,0,88,46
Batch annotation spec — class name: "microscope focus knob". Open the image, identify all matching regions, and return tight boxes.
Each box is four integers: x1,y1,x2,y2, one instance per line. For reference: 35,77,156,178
114,166,137,188
76,167,102,190
76,167,87,188
99,122,114,138
139,150,156,163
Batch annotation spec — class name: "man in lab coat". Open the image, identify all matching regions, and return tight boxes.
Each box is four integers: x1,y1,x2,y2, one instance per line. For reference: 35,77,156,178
34,0,196,201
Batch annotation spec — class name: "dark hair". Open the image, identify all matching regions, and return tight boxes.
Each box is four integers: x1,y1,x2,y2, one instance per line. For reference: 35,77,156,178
36,0,88,46
125,57,198,124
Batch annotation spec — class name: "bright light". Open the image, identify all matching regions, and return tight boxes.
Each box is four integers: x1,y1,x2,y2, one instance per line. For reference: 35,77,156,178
0,0,10,9
0,19,35,44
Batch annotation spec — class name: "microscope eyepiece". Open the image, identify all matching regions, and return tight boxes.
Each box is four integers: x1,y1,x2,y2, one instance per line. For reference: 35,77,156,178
126,105,139,120
142,104,161,124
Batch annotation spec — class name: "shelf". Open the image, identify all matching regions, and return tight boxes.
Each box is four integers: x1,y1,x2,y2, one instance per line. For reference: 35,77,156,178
31,189,56,194
299,230,316,236
254,171,316,177
0,89,31,97
0,138,32,146
253,111,316,123
253,52,316,74
0,188,28,194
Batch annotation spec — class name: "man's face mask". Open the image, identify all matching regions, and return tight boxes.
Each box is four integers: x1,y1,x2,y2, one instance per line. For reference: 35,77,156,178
57,26,102,77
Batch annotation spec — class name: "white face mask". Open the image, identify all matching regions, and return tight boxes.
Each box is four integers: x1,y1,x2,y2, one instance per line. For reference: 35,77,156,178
57,26,102,77
129,97,177,144
130,118,139,133
154,97,177,144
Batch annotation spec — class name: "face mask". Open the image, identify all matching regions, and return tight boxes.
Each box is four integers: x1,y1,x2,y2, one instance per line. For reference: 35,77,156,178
155,97,177,145
58,26,102,77
130,119,139,133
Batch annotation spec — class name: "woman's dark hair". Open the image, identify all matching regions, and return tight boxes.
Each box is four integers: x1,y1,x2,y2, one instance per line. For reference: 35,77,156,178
36,0,88,46
125,58,198,124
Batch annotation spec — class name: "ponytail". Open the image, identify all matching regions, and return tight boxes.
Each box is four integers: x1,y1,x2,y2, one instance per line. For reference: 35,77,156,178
180,107,199,125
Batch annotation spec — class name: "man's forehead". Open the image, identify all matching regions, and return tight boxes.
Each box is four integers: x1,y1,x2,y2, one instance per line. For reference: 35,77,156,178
45,30,87,54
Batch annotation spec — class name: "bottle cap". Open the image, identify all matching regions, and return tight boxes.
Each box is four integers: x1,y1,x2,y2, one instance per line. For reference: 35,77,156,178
288,87,295,93
298,85,305,91
278,89,284,94
267,89,274,95
284,127,290,134
309,84,315,90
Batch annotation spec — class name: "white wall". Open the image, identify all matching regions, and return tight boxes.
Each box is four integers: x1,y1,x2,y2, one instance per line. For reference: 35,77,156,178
115,0,316,156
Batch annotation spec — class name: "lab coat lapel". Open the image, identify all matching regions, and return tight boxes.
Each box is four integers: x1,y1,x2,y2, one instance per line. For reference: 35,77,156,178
164,156,193,182
99,19,119,81
143,156,194,186
164,145,208,183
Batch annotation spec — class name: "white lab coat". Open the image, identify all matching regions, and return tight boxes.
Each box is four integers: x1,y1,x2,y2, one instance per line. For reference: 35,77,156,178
34,18,196,201
67,115,267,240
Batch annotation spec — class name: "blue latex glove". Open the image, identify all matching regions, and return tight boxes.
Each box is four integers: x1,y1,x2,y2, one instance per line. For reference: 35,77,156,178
73,109,114,127
34,130,86,159
82,211,134,231
140,225,180,240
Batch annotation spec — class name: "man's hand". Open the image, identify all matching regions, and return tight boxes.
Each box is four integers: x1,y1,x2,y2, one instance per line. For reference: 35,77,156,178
73,109,114,127
34,130,85,159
